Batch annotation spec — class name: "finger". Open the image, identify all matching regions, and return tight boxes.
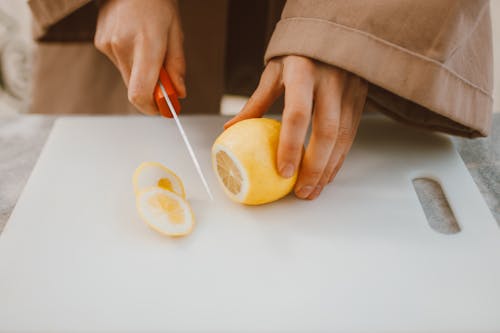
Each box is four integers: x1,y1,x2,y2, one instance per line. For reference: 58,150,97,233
277,59,315,181
325,76,367,184
109,22,136,86
94,31,132,86
318,145,345,188
340,77,367,155
317,76,356,188
111,47,132,87
164,16,187,98
328,77,367,183
294,69,345,199
224,60,283,129
350,78,368,134
322,76,361,185
128,39,166,115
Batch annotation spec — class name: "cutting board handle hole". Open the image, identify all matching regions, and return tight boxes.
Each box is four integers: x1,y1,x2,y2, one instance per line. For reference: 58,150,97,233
412,177,461,234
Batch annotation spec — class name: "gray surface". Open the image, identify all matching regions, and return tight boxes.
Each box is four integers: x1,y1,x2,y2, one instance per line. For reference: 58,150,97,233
0,114,499,233
412,178,461,234
452,115,500,224
0,115,55,232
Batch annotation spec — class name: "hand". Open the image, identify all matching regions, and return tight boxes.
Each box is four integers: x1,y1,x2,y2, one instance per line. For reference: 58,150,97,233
225,56,368,200
94,0,186,115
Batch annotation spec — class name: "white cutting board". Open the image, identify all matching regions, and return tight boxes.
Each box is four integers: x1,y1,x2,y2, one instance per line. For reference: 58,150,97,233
0,115,499,332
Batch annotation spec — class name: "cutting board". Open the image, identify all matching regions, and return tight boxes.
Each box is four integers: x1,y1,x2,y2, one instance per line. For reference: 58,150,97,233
0,115,499,332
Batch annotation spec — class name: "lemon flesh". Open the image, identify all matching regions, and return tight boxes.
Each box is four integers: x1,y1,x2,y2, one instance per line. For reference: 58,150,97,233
215,150,243,195
136,187,194,237
212,118,297,205
157,178,174,192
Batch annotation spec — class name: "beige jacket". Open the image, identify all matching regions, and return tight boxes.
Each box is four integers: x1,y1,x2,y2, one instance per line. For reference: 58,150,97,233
29,0,494,137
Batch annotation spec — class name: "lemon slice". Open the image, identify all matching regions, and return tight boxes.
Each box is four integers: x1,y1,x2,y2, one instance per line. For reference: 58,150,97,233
133,161,185,198
136,187,194,237
212,118,297,205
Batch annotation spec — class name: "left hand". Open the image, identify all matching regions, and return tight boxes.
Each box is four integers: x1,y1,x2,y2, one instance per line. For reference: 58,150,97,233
224,55,368,200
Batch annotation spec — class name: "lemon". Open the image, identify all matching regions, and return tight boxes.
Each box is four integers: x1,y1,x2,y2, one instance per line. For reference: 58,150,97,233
136,187,194,237
212,118,297,205
133,161,185,198
133,162,194,237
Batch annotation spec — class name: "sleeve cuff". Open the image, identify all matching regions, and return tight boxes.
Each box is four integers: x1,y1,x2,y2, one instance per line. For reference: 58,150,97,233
28,0,92,37
265,17,493,137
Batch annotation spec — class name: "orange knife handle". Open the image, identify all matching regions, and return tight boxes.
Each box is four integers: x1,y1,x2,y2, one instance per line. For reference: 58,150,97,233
154,67,181,118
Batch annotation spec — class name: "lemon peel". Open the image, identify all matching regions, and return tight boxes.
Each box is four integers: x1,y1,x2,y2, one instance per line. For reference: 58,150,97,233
212,118,297,205
133,161,185,198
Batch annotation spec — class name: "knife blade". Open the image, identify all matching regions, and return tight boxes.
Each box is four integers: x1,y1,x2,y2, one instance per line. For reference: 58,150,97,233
154,68,214,201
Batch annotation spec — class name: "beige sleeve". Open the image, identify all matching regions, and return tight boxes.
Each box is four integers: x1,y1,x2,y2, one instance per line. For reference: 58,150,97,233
265,0,494,137
28,0,92,38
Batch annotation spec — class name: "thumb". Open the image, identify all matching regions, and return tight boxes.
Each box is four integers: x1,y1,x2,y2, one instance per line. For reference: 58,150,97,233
224,60,283,129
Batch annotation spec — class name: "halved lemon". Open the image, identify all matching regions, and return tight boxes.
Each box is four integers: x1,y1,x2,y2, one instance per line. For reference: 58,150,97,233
133,161,185,198
212,118,297,205
136,187,194,237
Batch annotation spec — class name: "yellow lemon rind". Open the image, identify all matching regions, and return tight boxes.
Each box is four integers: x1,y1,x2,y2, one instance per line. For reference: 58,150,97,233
212,118,297,205
132,161,186,198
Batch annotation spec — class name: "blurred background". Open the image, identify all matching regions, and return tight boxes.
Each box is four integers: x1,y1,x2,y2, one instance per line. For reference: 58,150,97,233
0,1,32,115
0,1,498,116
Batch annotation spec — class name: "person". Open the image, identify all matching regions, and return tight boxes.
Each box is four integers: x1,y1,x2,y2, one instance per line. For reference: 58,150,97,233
28,0,494,200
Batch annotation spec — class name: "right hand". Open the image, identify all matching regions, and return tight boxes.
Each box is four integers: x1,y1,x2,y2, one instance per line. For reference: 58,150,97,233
225,56,367,200
94,0,186,115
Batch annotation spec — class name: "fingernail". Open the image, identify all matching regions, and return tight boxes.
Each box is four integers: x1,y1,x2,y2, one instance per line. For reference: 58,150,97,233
296,185,314,198
308,185,322,200
280,164,295,178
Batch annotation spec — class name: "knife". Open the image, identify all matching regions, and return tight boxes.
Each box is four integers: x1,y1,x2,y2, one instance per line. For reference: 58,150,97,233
153,67,214,201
